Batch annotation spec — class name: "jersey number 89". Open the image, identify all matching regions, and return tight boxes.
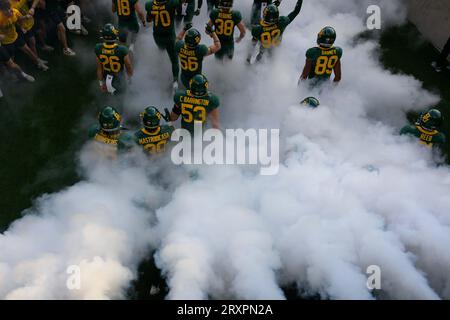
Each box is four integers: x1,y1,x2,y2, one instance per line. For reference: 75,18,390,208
99,55,122,73
215,19,234,37
261,29,281,48
315,55,338,75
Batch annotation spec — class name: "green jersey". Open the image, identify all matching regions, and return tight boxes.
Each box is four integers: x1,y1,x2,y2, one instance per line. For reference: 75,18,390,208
134,125,175,155
306,46,343,80
113,0,138,21
173,89,220,133
95,43,129,76
175,41,208,80
146,0,179,36
400,124,446,148
210,8,242,42
251,17,290,49
88,125,133,158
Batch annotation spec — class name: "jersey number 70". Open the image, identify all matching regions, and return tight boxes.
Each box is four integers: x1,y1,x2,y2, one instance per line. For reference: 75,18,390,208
151,10,171,27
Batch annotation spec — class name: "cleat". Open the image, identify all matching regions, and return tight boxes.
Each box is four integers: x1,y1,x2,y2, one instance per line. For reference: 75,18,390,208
63,47,76,56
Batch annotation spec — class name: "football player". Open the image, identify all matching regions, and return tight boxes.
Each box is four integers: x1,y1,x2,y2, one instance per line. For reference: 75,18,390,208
400,108,446,148
135,106,175,155
88,106,134,159
247,0,302,64
208,0,245,61
112,0,146,48
175,0,202,28
299,26,343,84
250,0,282,27
146,0,180,91
175,26,221,88
300,97,320,108
171,73,220,134
95,23,133,94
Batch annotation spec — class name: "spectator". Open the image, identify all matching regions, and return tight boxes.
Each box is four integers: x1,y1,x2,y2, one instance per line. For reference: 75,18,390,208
41,0,76,56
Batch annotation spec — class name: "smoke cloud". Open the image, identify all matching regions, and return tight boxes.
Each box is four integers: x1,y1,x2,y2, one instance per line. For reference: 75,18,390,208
1,0,449,300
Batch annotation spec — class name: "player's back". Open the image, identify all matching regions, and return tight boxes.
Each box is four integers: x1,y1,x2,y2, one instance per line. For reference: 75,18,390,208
210,9,242,42
114,0,137,20
176,41,208,77
95,43,129,75
307,46,343,79
400,124,446,147
174,89,219,133
134,125,174,155
147,0,178,34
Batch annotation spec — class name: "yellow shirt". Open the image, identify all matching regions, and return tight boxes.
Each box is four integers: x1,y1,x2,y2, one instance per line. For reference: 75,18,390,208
0,8,22,45
11,0,34,31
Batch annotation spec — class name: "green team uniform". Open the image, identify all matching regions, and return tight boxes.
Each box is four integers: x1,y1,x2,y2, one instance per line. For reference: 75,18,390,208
176,0,196,26
210,8,242,59
134,125,175,155
113,0,140,41
400,125,446,148
146,0,180,80
88,125,133,159
251,1,301,54
175,41,208,87
306,46,343,81
173,89,220,134
95,42,129,94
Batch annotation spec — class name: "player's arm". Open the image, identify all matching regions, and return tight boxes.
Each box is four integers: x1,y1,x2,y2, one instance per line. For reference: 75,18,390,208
135,2,146,25
96,58,106,92
287,0,303,24
236,21,246,43
124,54,134,79
28,0,41,16
333,59,341,82
208,109,220,130
205,29,221,56
170,103,181,121
299,58,312,81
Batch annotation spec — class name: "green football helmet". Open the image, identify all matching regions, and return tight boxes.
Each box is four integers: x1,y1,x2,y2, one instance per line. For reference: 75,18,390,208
141,106,162,130
155,0,167,4
263,5,279,25
189,74,209,97
98,106,121,132
101,23,119,43
185,28,201,48
317,26,336,48
417,108,442,130
218,0,233,10
301,97,320,108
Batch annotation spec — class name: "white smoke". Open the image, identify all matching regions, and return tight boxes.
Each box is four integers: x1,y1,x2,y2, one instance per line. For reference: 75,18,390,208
1,0,450,300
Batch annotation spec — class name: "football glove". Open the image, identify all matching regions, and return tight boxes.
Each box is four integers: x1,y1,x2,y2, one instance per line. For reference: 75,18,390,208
205,24,215,36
